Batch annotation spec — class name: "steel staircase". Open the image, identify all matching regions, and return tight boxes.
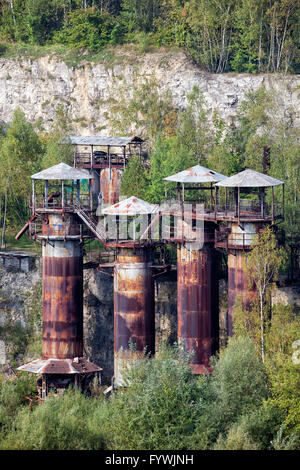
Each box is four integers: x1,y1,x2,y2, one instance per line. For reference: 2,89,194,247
75,206,106,242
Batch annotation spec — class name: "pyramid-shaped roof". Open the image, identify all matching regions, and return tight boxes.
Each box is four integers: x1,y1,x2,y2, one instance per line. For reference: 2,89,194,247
215,169,284,187
102,196,158,216
163,165,227,183
31,162,92,180
17,358,102,374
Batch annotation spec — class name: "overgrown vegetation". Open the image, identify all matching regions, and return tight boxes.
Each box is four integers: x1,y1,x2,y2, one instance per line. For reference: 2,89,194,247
0,337,298,450
0,1,299,73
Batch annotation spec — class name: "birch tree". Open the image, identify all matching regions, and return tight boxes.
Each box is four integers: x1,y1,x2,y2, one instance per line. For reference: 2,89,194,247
245,227,286,363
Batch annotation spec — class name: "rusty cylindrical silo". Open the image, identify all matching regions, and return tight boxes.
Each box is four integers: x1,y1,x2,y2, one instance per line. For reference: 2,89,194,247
227,222,260,337
177,223,219,373
42,213,83,359
114,247,155,386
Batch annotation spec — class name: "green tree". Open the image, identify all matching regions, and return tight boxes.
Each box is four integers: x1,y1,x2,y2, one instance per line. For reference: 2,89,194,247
120,155,149,199
121,0,161,33
54,7,121,51
265,304,300,436
198,336,268,444
230,0,265,73
108,78,177,141
185,0,235,73
245,227,287,362
26,0,64,44
0,108,44,230
0,388,105,450
96,344,205,450
41,105,74,168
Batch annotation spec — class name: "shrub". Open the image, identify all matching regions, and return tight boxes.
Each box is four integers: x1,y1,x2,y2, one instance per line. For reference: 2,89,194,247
0,388,105,450
0,373,36,430
198,336,268,444
97,344,206,450
54,8,122,52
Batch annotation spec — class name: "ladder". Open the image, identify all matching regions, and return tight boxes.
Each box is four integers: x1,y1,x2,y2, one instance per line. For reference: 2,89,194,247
75,206,106,242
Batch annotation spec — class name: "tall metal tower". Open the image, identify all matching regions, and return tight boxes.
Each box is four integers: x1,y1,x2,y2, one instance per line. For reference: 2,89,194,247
17,163,102,398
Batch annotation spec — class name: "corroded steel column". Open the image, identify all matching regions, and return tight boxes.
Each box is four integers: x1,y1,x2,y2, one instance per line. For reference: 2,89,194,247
114,247,154,386
227,222,258,337
100,168,122,205
177,225,219,373
227,250,255,337
42,213,83,359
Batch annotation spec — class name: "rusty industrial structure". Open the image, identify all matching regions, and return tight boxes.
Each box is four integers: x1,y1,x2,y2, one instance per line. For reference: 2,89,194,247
15,134,286,393
215,169,284,336
17,163,102,398
101,197,160,386
66,135,144,207
163,166,227,373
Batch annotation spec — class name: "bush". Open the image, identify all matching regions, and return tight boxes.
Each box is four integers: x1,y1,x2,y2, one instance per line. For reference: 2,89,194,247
198,336,268,444
96,345,206,450
214,423,259,450
0,388,105,450
54,8,123,52
0,373,36,430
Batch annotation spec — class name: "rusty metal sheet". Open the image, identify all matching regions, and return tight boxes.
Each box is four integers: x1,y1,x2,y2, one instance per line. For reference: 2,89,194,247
215,169,284,187
227,249,256,336
17,358,102,375
40,219,84,360
65,135,143,147
164,165,227,183
102,196,159,216
114,248,155,386
100,168,122,206
32,162,91,180
42,213,82,237
42,254,83,359
177,226,219,372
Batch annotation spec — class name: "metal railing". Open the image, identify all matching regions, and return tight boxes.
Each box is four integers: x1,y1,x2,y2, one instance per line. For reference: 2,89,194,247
215,231,257,249
75,153,128,168
32,194,91,211
216,202,283,219
29,222,91,238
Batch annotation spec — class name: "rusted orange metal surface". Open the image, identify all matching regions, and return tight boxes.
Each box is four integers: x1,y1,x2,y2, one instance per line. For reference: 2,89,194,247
114,247,154,385
177,223,219,373
41,213,80,237
227,249,256,337
42,214,83,360
227,222,260,336
100,168,122,206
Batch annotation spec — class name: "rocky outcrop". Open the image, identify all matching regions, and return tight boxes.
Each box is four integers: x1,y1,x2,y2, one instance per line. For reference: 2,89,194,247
0,49,299,133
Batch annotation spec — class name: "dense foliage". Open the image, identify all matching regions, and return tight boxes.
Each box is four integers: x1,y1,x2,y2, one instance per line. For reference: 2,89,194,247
0,1,299,73
0,337,298,450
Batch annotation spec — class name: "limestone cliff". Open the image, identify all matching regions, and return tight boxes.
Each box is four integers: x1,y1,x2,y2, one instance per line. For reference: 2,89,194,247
0,49,299,133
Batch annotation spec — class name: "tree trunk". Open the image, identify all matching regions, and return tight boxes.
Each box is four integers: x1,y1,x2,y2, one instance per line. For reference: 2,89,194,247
260,291,265,363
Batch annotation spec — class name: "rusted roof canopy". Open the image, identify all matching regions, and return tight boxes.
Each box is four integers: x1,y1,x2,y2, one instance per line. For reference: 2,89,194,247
64,135,144,146
31,162,92,180
102,196,159,216
17,358,102,374
215,169,284,187
164,165,227,183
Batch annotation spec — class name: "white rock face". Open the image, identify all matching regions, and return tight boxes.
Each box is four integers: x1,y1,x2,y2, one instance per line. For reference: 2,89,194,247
0,50,299,133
